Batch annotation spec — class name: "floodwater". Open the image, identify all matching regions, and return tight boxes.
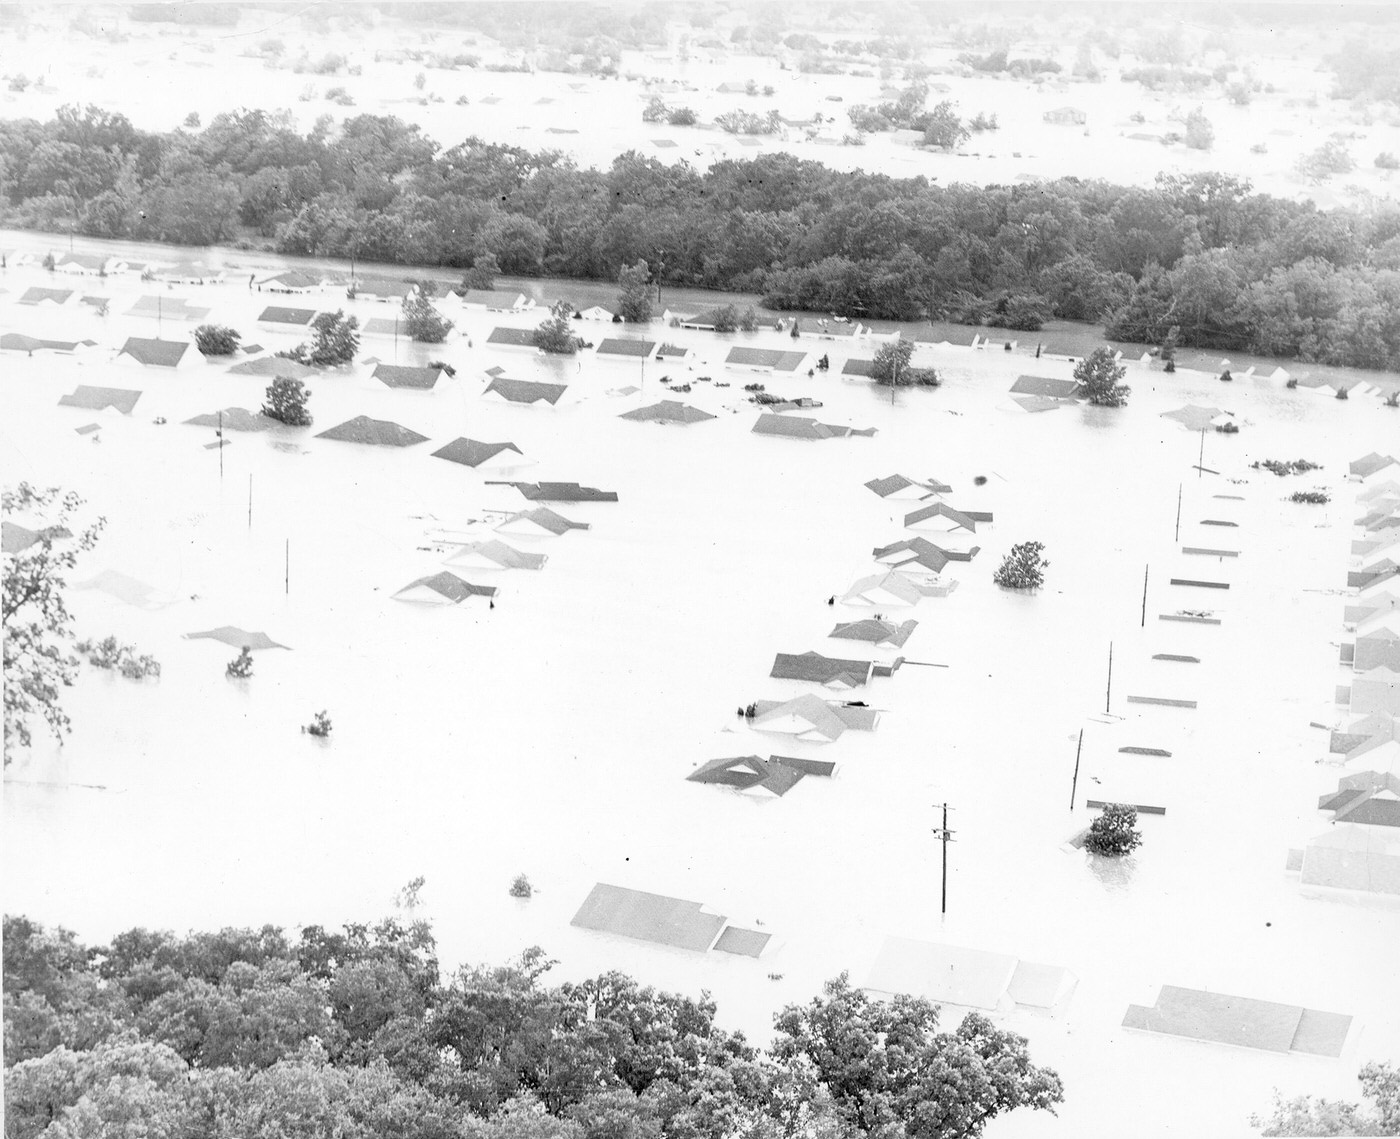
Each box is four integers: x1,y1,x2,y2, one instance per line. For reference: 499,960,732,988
3,251,1400,1138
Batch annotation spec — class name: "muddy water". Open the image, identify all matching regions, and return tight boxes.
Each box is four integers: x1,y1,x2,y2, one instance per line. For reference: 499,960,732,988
3,252,1399,1137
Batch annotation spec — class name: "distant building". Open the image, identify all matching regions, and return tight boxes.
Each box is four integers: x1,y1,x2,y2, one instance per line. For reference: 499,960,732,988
1043,106,1087,125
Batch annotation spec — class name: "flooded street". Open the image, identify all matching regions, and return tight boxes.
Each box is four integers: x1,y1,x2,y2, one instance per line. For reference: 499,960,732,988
4,243,1400,1136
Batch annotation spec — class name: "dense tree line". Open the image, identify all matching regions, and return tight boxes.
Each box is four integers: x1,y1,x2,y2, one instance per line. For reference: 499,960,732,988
6,104,1400,366
3,912,1063,1139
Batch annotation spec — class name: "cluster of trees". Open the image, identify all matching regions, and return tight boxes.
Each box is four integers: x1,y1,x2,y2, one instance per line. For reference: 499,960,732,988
9,106,1400,365
4,912,1065,1139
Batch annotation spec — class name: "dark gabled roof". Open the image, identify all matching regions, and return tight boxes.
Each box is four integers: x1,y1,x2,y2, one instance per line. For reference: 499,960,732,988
904,502,979,531
677,307,728,328
432,438,524,467
119,337,188,367
770,651,874,688
688,755,770,789
618,400,716,424
498,507,589,535
394,571,496,603
487,326,539,347
184,407,276,432
484,377,568,405
315,416,428,446
58,386,142,414
18,287,73,304
753,413,831,439
493,481,618,503
873,536,981,571
1011,374,1080,399
2,333,75,352
257,305,316,325
373,363,442,390
227,356,317,378
727,346,807,371
830,618,918,648
262,268,324,288
842,358,877,376
596,338,655,357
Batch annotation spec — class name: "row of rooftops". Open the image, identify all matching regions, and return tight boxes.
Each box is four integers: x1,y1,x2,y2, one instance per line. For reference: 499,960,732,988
1311,455,1400,847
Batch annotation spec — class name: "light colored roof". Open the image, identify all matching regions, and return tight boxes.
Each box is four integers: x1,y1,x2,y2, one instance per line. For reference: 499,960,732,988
749,694,879,742
443,540,546,571
183,407,276,432
1351,453,1400,479
496,507,589,536
843,570,926,606
1122,986,1351,1057
18,287,74,304
227,356,317,378
184,626,289,650
2,522,72,554
865,936,1020,1010
570,883,725,952
904,502,978,532
1012,375,1081,399
58,386,142,414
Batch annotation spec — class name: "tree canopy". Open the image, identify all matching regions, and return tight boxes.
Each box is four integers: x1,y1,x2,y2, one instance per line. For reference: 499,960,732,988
4,915,1065,1139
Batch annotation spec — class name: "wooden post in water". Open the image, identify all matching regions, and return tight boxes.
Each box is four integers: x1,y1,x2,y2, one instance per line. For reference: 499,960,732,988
218,410,223,480
1174,483,1182,541
1105,642,1114,714
247,474,252,530
1141,565,1149,628
285,539,289,595
1198,428,1205,478
1070,728,1084,811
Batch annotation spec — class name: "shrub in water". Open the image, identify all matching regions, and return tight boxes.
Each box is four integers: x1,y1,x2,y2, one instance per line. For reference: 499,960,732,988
226,646,254,679
993,540,1048,589
1289,490,1330,504
509,873,533,898
306,710,332,737
76,636,160,679
1085,803,1142,856
262,376,312,426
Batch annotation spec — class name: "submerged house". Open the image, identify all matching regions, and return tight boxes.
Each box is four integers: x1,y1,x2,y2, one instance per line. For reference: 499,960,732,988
443,540,547,571
769,651,875,690
1290,823,1400,895
829,618,919,649
117,337,189,368
864,474,952,500
1043,106,1087,125
903,502,986,534
432,438,527,470
749,694,880,743
392,572,496,605
495,507,590,539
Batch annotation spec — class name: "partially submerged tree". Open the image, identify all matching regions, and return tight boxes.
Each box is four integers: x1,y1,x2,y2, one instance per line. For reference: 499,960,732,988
459,252,500,293
3,485,106,758
771,973,1065,1138
226,647,254,679
1074,347,1131,406
993,541,1048,589
401,293,454,343
194,323,241,356
1253,1062,1400,1136
281,310,359,367
535,300,579,354
1160,325,1180,372
262,377,312,426
616,259,652,323
871,339,940,386
1084,803,1142,856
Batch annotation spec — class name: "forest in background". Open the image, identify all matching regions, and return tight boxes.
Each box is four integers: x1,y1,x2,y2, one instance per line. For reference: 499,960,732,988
6,103,1400,367
2,910,1064,1139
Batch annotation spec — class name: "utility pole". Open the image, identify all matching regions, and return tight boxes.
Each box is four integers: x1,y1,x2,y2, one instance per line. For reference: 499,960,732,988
247,474,253,530
931,803,955,916
1174,483,1182,542
1198,428,1205,479
1069,728,1084,810
1105,641,1114,714
285,539,289,595
218,410,224,480
1140,565,1149,628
